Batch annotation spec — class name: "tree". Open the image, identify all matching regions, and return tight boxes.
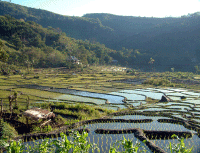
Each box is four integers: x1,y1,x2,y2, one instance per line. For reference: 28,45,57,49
149,57,155,71
12,35,23,50
0,40,9,62
148,57,155,64
194,65,199,74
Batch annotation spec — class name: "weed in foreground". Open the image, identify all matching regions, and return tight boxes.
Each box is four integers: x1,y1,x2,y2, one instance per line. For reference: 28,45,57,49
1,133,194,153
169,134,193,153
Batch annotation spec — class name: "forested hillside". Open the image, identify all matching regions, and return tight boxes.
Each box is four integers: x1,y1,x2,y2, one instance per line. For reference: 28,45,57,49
1,1,200,71
0,15,116,70
0,1,115,45
85,13,200,70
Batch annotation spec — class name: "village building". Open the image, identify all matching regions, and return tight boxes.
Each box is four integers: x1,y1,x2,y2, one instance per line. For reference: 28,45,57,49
68,56,82,65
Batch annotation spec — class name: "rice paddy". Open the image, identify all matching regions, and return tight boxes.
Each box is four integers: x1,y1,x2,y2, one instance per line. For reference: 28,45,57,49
32,87,199,152
1,68,200,152
75,115,200,152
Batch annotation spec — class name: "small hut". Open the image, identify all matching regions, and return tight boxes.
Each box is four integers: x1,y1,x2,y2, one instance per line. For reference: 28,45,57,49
24,107,55,120
24,107,55,127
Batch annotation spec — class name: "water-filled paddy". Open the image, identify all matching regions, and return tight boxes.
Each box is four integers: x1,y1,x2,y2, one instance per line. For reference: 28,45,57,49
110,92,145,101
26,85,200,152
57,95,105,105
119,89,164,100
78,115,200,152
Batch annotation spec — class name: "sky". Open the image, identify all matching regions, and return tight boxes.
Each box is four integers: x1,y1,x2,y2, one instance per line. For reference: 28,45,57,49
3,0,200,17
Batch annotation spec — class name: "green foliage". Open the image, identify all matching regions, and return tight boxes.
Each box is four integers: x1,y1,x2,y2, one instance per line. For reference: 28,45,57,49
53,131,99,153
2,130,99,153
169,134,193,153
1,1,200,70
0,40,9,62
34,138,55,153
0,14,116,68
1,132,194,153
32,125,53,133
0,119,18,140
2,139,25,153
143,78,172,86
52,103,107,120
53,132,73,153
109,137,142,153
194,65,199,74
171,67,175,72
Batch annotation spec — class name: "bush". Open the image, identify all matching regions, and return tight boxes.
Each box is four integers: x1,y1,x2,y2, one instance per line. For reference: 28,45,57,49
32,125,53,133
0,119,18,140
143,78,171,86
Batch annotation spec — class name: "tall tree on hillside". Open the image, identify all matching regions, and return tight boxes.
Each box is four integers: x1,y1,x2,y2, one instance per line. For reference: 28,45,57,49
12,35,23,50
0,40,9,62
149,57,155,71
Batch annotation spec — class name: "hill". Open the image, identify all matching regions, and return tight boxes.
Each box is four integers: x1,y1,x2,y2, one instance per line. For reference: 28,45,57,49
1,1,200,71
0,14,116,72
0,1,115,45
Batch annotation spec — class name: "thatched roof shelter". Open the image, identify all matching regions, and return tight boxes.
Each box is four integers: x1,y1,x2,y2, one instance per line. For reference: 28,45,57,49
24,107,55,121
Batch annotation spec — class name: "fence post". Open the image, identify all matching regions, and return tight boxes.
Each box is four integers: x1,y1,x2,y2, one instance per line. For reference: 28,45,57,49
26,96,30,109
9,96,13,119
9,97,12,113
0,99,3,116
26,117,29,128
48,97,51,111
14,92,18,108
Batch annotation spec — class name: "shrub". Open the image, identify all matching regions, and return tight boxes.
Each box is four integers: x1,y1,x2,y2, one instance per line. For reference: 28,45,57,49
0,119,18,140
169,134,193,153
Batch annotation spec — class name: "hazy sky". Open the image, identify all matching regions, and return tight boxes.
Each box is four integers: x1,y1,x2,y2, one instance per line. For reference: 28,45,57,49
3,0,200,17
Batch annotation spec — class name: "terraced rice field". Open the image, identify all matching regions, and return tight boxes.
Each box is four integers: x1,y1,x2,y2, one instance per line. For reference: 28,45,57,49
47,87,200,152
23,86,200,152
77,115,200,152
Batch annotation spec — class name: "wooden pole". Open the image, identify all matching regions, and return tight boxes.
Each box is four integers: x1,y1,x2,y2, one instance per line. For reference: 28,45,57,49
0,99,3,116
9,97,12,119
26,117,29,128
26,96,30,109
48,97,51,111
9,97,12,112
14,92,18,108
15,98,17,108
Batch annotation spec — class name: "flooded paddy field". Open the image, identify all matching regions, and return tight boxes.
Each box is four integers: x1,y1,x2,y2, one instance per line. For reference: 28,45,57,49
2,71,200,152
77,115,200,153
24,86,200,152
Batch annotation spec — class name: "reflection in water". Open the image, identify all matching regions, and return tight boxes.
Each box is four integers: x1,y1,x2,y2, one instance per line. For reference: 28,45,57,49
78,115,200,153
24,85,200,152
52,88,125,104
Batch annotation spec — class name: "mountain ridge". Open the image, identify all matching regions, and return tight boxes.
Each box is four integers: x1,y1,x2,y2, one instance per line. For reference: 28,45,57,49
1,1,200,71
